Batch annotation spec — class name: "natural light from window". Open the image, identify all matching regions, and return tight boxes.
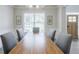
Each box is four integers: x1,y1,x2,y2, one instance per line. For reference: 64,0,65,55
24,13,45,33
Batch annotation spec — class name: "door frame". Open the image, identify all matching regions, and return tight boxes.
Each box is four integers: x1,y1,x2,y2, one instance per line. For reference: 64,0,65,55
67,15,78,39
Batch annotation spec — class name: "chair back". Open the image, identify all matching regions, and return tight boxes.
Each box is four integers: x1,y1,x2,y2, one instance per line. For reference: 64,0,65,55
51,30,56,41
16,29,27,41
47,30,56,41
1,32,18,54
55,33,72,54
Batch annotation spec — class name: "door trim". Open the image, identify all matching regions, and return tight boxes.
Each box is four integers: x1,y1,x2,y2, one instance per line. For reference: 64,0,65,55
67,15,78,39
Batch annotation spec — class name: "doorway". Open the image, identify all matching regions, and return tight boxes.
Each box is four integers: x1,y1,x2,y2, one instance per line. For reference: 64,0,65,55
67,15,78,39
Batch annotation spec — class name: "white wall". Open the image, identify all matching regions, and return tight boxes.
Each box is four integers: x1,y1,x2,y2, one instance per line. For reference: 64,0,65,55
0,5,14,35
0,6,14,50
66,5,79,12
57,6,67,33
14,6,58,33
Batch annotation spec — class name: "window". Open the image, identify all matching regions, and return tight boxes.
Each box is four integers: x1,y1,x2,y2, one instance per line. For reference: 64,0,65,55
24,13,45,32
68,16,77,22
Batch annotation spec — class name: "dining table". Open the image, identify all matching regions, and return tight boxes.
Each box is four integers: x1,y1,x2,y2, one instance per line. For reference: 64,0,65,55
9,32,63,54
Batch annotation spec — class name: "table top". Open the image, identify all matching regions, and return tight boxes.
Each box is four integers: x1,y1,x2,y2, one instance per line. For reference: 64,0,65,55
9,32,63,54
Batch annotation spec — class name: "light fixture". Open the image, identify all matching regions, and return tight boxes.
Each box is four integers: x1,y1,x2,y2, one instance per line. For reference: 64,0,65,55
36,5,39,8
28,5,39,8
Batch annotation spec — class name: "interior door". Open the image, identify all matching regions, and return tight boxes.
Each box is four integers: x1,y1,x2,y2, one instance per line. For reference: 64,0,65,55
67,15,78,39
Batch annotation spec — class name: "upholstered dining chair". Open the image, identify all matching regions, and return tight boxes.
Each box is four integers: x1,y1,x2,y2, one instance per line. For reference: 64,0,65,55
33,27,39,33
51,30,56,41
0,32,18,54
16,29,27,41
47,30,56,41
54,32,72,54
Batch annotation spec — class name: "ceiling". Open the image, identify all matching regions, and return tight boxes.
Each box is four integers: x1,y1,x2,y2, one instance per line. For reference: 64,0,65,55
13,5,58,9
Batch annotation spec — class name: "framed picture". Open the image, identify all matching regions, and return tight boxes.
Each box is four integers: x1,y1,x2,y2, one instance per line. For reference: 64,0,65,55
16,16,21,25
47,16,53,25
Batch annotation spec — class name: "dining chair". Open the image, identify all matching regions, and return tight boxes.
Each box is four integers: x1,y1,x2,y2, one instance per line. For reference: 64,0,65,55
47,30,56,41
33,27,39,33
16,29,27,41
54,33,72,54
0,32,18,54
51,30,56,41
